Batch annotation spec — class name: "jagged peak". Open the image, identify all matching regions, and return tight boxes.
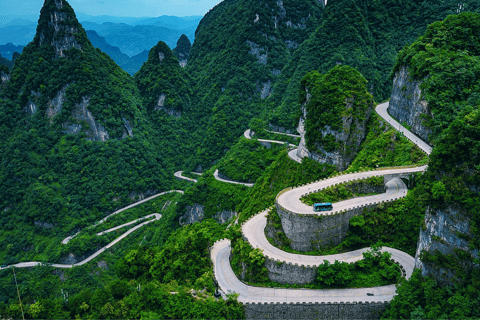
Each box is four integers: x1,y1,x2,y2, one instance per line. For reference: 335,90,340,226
33,0,90,58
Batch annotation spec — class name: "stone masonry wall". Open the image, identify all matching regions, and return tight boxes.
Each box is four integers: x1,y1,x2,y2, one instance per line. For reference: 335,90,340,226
276,178,398,252
264,256,317,285
276,203,380,252
244,301,388,320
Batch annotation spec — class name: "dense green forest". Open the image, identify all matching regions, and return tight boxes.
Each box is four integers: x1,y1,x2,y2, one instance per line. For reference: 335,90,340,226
267,0,480,130
1,0,480,319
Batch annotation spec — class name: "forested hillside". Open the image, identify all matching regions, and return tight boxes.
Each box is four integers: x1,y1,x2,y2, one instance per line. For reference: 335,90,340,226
185,0,325,169
1,0,480,319
0,0,183,266
268,0,480,130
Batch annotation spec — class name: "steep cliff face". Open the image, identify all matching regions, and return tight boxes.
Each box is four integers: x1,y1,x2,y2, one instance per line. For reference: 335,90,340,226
415,205,479,285
179,204,205,226
34,0,88,58
300,66,374,171
389,66,433,144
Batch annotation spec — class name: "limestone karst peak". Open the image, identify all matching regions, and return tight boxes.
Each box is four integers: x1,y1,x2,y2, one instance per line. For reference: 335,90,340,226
148,41,177,65
34,0,90,58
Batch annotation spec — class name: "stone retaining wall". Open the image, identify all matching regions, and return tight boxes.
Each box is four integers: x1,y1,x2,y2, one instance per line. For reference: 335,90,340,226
244,301,389,319
276,177,408,252
264,256,317,285
276,203,380,252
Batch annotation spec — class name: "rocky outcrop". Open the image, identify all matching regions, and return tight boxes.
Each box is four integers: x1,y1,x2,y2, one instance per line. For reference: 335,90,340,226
246,41,267,65
39,0,82,58
122,117,133,139
46,85,68,119
389,65,433,144
284,40,298,49
415,205,479,285
0,69,10,95
214,210,237,224
174,34,191,68
260,81,272,99
128,190,158,201
62,97,110,142
26,90,41,115
179,204,205,226
154,93,181,118
298,94,372,171
34,220,56,229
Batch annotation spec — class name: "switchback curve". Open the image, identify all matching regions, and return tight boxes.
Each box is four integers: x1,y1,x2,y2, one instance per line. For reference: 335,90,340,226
213,129,301,186
174,171,198,183
3,190,184,269
212,101,432,304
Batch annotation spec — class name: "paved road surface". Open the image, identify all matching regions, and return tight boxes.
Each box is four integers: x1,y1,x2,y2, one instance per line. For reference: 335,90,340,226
244,129,295,147
8,190,184,269
242,210,414,278
288,148,303,163
11,214,162,269
62,190,184,244
376,102,432,155
266,129,301,138
214,169,254,187
211,102,429,304
212,240,398,303
277,172,421,216
174,171,198,183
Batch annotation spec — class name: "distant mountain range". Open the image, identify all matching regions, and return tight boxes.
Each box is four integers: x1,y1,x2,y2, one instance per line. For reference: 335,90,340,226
86,30,150,75
0,13,200,74
0,13,200,56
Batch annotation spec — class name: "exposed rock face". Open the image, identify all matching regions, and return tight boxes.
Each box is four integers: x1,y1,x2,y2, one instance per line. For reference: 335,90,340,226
298,94,372,171
415,205,480,285
46,85,69,119
260,81,272,99
174,34,191,68
34,221,56,229
214,210,237,224
246,40,267,65
39,0,82,58
26,90,41,115
389,65,433,144
0,70,10,95
284,40,299,49
154,93,181,118
62,96,111,142
122,117,134,139
128,190,158,201
179,204,205,226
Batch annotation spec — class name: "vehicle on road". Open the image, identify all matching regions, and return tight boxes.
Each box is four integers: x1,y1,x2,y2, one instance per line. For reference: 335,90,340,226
313,203,333,212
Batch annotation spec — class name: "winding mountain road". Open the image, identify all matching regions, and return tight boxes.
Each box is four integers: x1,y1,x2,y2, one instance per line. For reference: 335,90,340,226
211,101,431,304
213,129,300,187
214,169,254,187
174,171,198,183
244,129,296,147
5,190,184,269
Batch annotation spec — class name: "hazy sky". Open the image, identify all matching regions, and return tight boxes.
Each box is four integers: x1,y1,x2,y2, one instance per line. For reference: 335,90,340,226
0,0,222,17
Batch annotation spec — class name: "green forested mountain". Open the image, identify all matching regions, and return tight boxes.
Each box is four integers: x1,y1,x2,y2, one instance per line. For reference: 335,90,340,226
383,13,480,318
2,0,480,319
0,0,181,265
186,0,325,169
268,0,480,130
